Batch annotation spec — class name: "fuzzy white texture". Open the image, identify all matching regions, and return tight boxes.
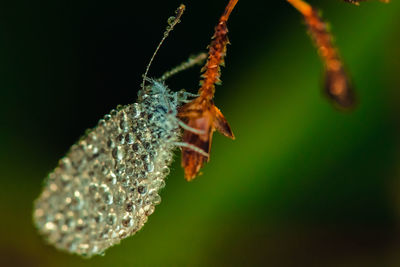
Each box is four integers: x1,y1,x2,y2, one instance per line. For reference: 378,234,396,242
33,80,184,257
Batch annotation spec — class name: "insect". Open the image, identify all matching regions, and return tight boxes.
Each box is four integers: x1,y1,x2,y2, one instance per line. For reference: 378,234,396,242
33,1,238,258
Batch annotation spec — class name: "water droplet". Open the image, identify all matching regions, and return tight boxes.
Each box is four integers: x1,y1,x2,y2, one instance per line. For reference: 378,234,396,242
143,141,152,151
116,134,125,144
106,213,117,225
145,162,154,173
116,230,126,239
112,147,124,161
99,227,110,239
102,191,113,205
131,142,142,153
132,103,141,118
71,191,83,210
141,154,150,163
137,185,147,195
106,172,117,185
144,205,155,216
45,222,56,231
132,158,142,168
94,212,103,223
120,177,130,188
149,191,161,205
98,119,106,127
107,139,115,149
125,201,134,212
122,214,133,227
78,243,89,252
125,167,134,176
120,120,129,132
125,133,135,144
153,179,166,189
104,114,111,121
167,16,176,25
161,166,170,176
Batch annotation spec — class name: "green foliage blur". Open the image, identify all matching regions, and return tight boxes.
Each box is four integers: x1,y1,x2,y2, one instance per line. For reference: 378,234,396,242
1,0,400,266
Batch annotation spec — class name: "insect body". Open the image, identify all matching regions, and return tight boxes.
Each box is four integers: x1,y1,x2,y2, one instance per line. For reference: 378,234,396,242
33,80,186,257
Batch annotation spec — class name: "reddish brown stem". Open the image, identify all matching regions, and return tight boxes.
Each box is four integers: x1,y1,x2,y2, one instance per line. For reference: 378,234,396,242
199,0,238,101
288,0,356,109
178,0,238,180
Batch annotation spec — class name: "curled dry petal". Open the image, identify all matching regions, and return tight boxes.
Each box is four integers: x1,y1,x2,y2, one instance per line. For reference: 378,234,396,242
178,98,234,180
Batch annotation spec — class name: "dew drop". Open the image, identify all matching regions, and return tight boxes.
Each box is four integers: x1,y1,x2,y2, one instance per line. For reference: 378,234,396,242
106,213,117,226
161,166,170,176
98,119,106,127
125,167,134,176
45,222,56,231
137,185,147,195
120,120,129,132
153,195,161,205
153,179,166,189
132,103,141,118
107,139,115,149
132,143,142,153
125,133,135,144
101,165,110,176
122,214,133,227
102,191,113,205
104,114,111,121
145,162,154,173
116,134,125,145
125,201,135,213
118,230,127,239
114,189,126,205
112,147,124,161
94,212,103,223
167,16,176,25
106,172,117,185
144,205,155,216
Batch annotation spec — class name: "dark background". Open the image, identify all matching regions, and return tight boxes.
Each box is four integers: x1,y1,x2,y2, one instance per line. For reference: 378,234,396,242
1,0,400,266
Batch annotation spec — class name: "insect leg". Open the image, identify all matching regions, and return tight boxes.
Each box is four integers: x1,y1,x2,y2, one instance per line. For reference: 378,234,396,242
182,92,198,97
175,90,199,104
174,142,209,158
177,119,206,135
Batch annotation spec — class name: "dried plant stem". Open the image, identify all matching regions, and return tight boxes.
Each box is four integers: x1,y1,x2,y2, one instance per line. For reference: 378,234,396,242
178,0,238,180
287,0,355,109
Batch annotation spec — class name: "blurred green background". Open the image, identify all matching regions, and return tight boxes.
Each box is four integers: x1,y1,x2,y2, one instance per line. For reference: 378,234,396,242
1,0,400,266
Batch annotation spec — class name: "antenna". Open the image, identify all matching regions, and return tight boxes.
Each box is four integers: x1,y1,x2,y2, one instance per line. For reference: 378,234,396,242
141,4,186,90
